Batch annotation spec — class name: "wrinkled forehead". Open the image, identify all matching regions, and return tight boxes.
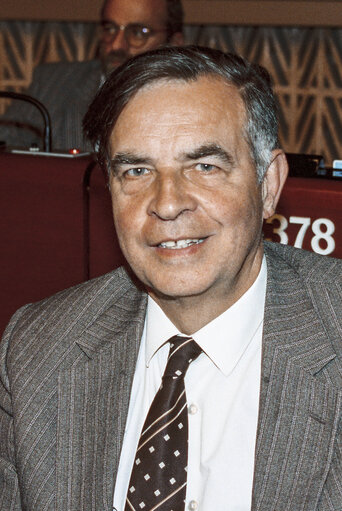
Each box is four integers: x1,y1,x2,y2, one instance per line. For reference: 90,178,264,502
112,75,246,133
109,76,248,158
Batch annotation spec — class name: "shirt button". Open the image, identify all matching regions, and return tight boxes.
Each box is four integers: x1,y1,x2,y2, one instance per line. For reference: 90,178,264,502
189,500,198,510
188,404,198,415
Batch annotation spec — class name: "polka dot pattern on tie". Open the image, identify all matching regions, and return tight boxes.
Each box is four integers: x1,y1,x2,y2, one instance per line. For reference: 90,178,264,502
125,336,202,511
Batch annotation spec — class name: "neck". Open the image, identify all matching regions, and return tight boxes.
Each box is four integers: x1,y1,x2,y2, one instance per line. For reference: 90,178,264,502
148,255,263,334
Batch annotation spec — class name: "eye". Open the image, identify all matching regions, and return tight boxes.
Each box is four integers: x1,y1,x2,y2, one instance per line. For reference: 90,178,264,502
128,25,149,40
125,167,150,177
101,22,118,36
195,163,218,172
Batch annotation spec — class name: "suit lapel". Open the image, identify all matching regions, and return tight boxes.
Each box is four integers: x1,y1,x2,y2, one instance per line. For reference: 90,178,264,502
252,246,342,511
56,269,147,511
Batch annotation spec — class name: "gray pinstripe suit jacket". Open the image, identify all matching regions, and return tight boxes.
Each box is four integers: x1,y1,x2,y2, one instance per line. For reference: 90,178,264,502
0,60,101,151
1,241,342,510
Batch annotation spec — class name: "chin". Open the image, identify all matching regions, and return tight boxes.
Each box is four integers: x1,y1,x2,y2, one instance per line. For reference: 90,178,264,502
145,276,215,301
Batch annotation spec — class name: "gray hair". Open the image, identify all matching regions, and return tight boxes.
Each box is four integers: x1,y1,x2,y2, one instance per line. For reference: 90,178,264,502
83,46,279,182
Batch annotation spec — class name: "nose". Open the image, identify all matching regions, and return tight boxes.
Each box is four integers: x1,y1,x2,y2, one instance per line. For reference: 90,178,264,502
108,27,128,51
148,173,197,221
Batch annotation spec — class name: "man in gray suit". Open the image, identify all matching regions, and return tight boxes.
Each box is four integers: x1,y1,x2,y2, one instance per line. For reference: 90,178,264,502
0,0,184,151
1,46,342,510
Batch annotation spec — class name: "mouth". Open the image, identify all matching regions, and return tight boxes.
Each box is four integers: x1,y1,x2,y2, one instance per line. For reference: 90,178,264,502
104,51,128,70
157,238,207,250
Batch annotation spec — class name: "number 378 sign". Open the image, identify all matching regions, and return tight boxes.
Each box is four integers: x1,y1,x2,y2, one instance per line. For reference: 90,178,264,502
264,215,336,256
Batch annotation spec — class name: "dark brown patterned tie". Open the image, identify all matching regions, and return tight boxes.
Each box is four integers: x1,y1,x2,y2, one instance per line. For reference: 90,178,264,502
125,335,202,511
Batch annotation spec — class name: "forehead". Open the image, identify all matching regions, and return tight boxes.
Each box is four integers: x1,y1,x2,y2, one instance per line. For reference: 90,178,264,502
102,0,167,25
110,76,247,154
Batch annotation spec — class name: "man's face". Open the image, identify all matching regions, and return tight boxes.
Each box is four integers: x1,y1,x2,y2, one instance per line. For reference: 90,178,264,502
109,77,280,313
99,0,171,75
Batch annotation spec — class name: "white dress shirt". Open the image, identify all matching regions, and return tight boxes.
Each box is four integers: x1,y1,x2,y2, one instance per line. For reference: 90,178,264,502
113,258,267,511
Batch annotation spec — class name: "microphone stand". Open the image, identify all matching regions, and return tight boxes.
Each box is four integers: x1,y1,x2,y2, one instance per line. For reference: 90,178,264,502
0,91,52,152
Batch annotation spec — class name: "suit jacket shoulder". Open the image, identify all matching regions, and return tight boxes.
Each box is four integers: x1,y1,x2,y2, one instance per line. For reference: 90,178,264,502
253,242,342,510
0,265,147,510
264,241,342,350
264,240,342,283
2,265,146,367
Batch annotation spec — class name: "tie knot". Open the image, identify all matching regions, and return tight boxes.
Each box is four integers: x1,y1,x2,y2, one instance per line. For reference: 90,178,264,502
163,335,202,380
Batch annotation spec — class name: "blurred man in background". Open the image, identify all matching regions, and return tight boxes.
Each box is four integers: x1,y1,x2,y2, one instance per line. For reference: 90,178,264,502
0,0,184,151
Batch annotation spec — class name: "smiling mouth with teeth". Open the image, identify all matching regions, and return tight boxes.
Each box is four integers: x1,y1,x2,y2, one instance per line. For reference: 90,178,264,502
158,238,206,249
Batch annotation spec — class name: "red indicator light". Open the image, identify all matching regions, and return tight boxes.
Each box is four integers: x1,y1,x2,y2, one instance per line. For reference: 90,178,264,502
69,148,80,155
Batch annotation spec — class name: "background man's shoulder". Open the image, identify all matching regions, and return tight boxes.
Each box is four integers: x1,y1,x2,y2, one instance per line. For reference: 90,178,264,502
32,59,102,80
29,59,102,98
1,266,146,367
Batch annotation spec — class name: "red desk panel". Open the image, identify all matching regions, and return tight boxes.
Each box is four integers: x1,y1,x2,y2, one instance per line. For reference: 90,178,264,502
0,152,92,334
264,177,342,258
85,163,125,279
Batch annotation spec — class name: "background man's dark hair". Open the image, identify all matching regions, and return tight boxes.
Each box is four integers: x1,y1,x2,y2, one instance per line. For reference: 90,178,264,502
165,0,184,39
83,45,279,182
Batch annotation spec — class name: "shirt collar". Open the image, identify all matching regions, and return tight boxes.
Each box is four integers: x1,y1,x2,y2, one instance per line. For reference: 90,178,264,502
145,257,267,376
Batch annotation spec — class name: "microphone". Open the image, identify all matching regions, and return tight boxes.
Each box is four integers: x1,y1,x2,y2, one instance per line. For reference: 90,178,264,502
0,91,52,152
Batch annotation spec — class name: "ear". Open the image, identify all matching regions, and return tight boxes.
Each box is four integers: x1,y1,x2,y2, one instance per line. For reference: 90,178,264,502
169,32,184,46
262,149,288,219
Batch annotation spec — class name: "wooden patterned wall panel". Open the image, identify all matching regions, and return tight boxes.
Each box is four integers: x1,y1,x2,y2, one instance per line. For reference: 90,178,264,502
0,21,97,109
1,21,342,165
186,25,342,164
0,22,34,96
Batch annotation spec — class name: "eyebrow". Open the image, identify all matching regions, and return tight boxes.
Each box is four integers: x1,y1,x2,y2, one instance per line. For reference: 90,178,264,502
110,152,154,173
182,144,234,166
110,143,234,173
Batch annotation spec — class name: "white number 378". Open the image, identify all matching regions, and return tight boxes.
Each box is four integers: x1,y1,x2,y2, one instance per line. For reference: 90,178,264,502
265,215,335,256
